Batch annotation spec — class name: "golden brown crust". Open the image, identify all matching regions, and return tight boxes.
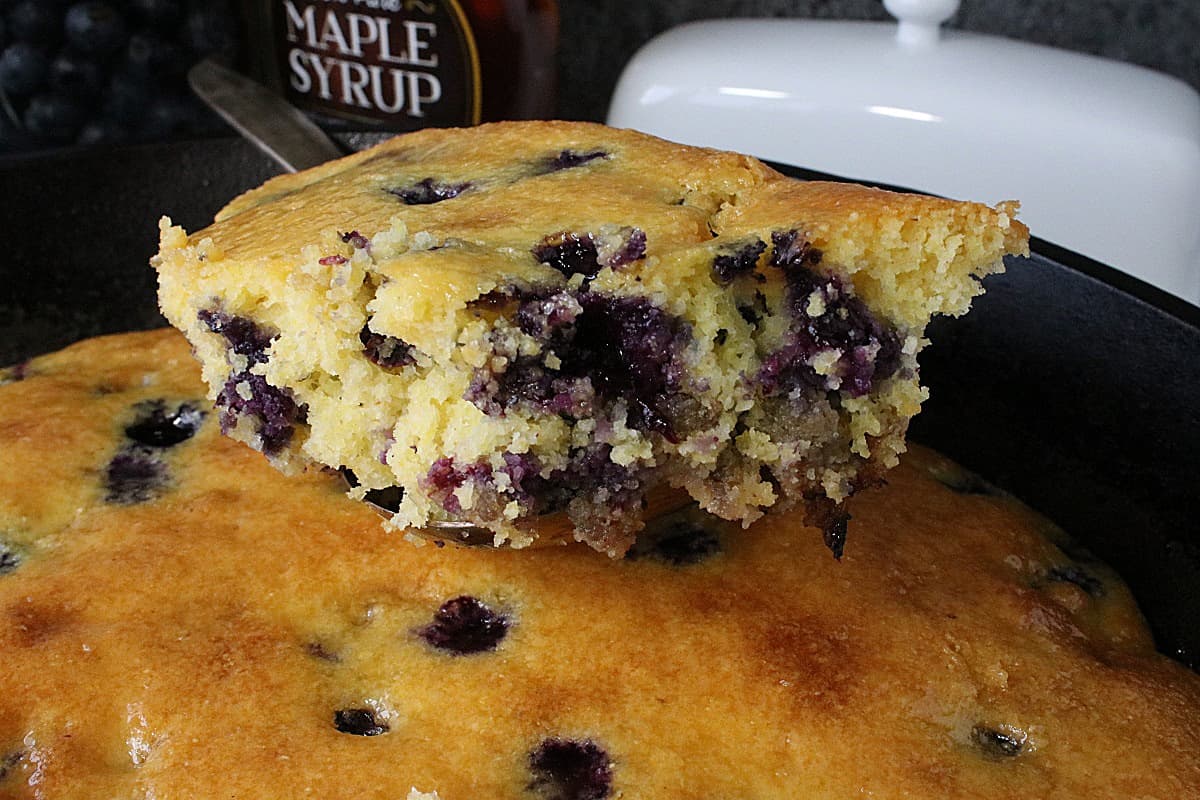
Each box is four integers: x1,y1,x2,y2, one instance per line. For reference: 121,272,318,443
0,330,1196,798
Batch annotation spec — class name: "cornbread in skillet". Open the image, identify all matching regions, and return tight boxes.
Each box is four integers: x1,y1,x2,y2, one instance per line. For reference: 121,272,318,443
153,121,1029,555
2,329,1198,798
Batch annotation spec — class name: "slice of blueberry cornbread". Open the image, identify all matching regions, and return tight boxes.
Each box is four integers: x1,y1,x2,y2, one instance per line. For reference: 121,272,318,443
2,330,1199,798
154,121,1028,555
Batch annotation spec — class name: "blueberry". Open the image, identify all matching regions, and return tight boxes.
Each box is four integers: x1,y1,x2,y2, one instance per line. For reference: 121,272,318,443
197,309,275,365
544,149,607,172
214,372,303,455
76,117,129,146
418,596,509,655
64,2,128,57
339,230,369,250
123,32,188,81
140,91,196,140
0,113,36,153
758,229,900,399
711,238,766,285
182,5,237,58
387,177,471,205
1047,564,1105,597
47,50,103,98
533,232,602,280
104,447,168,505
103,67,155,125
0,42,49,96
528,738,613,800
0,542,21,575
124,400,205,447
360,324,416,370
7,1,58,44
532,228,646,281
626,517,721,566
22,91,86,143
971,724,1027,759
332,708,388,736
129,0,183,32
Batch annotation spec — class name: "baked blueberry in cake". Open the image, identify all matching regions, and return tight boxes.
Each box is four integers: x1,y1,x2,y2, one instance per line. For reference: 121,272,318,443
1,330,1198,797
154,121,1029,555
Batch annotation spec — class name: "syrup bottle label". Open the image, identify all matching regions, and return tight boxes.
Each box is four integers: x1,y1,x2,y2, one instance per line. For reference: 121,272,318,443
274,0,482,129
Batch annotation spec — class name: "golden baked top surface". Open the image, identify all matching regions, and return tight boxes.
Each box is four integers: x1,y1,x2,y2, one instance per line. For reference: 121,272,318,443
1,330,1196,799
160,121,1028,330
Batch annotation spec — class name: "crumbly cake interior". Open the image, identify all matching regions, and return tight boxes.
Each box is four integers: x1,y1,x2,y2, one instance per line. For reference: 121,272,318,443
154,121,1028,555
1,330,1197,799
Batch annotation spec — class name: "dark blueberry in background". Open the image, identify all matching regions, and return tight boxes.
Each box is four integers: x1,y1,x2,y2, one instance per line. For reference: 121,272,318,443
64,2,128,57
123,32,187,81
0,542,21,575
971,724,1027,759
129,0,183,32
182,4,237,58
332,708,389,736
75,116,128,145
22,91,85,142
7,1,59,45
528,738,613,800
47,49,103,97
387,177,471,205
102,67,155,125
104,447,167,505
626,517,721,566
545,148,607,172
0,42,48,96
418,595,509,655
0,113,36,153
140,91,196,139
124,400,204,447
1047,564,1105,597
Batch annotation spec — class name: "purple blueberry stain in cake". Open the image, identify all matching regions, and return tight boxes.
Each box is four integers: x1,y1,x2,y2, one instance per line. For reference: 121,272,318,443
528,738,613,800
124,400,205,448
971,724,1027,759
626,516,721,566
387,177,472,205
418,595,510,655
360,324,417,370
319,254,348,266
532,227,646,282
104,447,168,505
758,229,901,399
333,708,389,736
469,288,692,441
214,372,304,456
1047,564,1105,598
544,149,608,172
711,237,767,285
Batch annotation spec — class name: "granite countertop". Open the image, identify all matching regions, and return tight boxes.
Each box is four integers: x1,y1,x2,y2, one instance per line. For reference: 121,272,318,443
556,0,1200,121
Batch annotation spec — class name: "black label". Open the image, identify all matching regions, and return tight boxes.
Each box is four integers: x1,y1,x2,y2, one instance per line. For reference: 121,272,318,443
274,0,481,129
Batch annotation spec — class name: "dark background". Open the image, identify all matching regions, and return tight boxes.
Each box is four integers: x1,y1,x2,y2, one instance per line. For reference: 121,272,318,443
554,0,1200,121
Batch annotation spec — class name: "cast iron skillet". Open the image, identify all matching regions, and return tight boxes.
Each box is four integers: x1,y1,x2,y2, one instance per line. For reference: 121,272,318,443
2,136,1197,669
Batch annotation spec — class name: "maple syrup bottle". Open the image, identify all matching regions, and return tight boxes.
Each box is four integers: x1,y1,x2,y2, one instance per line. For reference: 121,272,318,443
246,1,558,131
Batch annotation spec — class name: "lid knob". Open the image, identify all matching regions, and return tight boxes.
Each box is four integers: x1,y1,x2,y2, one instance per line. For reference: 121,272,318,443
883,0,961,47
